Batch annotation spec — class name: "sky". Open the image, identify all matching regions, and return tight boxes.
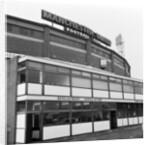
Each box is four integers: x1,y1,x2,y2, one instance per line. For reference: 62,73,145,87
5,0,143,80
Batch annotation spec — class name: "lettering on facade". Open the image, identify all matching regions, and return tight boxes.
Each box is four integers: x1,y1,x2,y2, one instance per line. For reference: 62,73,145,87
42,10,111,46
57,97,101,102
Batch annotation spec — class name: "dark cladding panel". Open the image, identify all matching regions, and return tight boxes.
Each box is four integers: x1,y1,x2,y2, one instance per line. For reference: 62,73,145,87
7,37,44,57
50,45,86,64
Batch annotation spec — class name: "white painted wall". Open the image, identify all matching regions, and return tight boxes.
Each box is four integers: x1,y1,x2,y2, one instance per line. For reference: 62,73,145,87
133,117,138,124
110,92,123,99
17,83,26,95
124,93,134,99
93,90,109,98
72,88,92,97
44,85,70,96
72,123,92,135
117,119,123,127
122,118,128,126
139,117,143,124
16,114,26,128
28,83,42,95
43,125,70,140
129,118,134,125
16,129,25,143
135,94,143,100
94,121,110,132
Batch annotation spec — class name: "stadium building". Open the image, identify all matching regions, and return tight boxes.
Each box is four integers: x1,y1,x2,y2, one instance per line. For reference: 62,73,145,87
6,10,143,144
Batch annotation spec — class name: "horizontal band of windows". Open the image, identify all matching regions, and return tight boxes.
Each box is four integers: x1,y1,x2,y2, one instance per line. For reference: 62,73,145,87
50,41,86,53
7,32,44,42
91,53,111,62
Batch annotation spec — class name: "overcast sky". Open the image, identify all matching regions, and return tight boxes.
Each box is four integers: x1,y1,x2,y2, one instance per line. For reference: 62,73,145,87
5,0,143,80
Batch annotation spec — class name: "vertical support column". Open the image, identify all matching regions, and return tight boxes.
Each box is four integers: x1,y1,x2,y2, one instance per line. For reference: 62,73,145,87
121,79,124,100
7,57,18,144
107,76,111,99
111,52,114,73
86,38,92,66
43,26,50,58
69,69,72,136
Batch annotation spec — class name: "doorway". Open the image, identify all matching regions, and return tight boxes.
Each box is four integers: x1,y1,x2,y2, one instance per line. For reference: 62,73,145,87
110,111,117,129
26,113,42,143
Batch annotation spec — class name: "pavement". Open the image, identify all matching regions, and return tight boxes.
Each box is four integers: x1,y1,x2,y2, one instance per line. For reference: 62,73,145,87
36,124,143,143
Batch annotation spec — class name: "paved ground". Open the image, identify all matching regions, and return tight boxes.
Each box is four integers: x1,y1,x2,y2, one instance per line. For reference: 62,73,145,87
36,124,143,143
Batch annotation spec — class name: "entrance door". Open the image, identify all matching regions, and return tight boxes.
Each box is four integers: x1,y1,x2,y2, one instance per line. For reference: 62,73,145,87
110,111,117,129
26,114,41,143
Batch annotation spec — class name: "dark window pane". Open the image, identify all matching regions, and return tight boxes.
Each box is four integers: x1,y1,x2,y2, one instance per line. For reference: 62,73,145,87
18,61,26,69
43,101,59,111
72,102,82,110
117,110,123,118
27,101,42,111
72,111,92,123
58,112,70,124
27,70,40,83
19,27,29,36
43,112,59,126
7,24,13,32
93,102,102,110
72,77,91,88
103,111,110,120
59,102,70,110
17,101,26,112
18,70,26,84
93,111,103,121
44,72,70,86
82,102,92,109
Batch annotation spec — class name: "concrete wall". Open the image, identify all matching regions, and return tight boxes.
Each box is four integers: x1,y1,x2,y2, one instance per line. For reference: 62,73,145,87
7,57,18,144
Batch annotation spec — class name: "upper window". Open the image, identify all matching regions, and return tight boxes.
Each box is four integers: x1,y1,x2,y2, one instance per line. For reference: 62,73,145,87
27,69,41,83
72,77,91,88
44,72,70,86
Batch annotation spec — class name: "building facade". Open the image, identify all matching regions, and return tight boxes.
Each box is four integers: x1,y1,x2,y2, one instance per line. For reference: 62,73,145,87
6,10,143,144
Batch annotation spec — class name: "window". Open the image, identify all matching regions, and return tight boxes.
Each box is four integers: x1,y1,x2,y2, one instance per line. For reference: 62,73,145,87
44,65,57,72
19,27,29,36
72,102,82,110
43,101,59,111
7,24,13,32
72,111,92,123
93,80,108,90
17,101,26,112
93,111,103,121
43,112,59,126
134,86,143,94
59,102,70,110
27,101,42,111
18,70,26,84
58,67,70,74
82,102,92,110
109,83,122,91
27,70,41,83
123,85,134,93
28,61,42,70
72,70,82,76
43,112,70,126
72,77,91,88
44,72,70,86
